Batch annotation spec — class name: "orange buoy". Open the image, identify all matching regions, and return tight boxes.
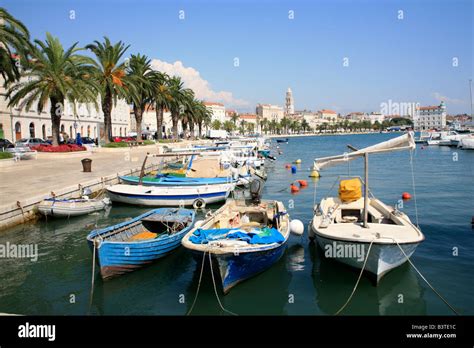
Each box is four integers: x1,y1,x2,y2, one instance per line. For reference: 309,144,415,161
290,184,300,193
285,164,291,169
402,192,411,200
298,180,308,187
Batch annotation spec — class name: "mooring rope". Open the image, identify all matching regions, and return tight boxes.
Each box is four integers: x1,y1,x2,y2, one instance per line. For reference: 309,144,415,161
381,236,459,315
186,250,207,315
334,239,375,315
208,251,238,316
88,239,98,314
409,150,420,228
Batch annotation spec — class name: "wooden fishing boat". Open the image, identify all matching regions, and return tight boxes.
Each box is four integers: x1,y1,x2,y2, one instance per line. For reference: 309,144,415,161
37,197,110,217
106,182,235,208
308,132,425,283
87,208,195,279
181,199,290,293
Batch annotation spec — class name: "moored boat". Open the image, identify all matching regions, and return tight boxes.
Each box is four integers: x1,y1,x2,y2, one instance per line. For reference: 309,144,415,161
308,132,425,283
87,208,195,279
106,182,235,208
37,197,110,217
181,198,290,293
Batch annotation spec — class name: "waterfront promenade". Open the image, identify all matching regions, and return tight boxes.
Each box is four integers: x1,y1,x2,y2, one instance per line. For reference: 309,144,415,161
0,140,210,231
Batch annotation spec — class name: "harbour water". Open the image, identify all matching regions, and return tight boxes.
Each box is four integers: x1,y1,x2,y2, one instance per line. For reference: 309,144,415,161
0,133,472,315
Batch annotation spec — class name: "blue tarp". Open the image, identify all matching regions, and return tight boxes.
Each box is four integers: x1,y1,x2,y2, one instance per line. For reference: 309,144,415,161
189,227,285,245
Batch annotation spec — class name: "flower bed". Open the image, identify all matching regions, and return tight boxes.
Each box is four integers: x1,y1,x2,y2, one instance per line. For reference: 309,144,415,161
32,144,87,152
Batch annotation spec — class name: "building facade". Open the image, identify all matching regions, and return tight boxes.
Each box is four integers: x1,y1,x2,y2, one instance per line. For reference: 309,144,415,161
256,103,284,122
285,87,294,115
414,102,447,130
203,102,226,123
0,76,130,142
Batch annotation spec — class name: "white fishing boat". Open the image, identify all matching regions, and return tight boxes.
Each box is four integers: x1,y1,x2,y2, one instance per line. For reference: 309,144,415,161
458,135,474,149
106,182,235,208
308,132,424,283
37,196,110,217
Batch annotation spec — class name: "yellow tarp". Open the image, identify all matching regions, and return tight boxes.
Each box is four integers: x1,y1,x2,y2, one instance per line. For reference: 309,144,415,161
129,231,158,241
338,178,362,202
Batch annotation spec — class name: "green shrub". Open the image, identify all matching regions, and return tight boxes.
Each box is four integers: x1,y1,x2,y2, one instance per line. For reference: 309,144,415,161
143,140,155,145
158,139,178,143
0,152,13,159
103,142,129,148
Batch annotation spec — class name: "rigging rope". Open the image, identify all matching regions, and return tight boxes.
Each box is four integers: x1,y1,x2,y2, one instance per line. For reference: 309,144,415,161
186,250,207,315
381,236,459,315
208,251,238,316
334,239,375,315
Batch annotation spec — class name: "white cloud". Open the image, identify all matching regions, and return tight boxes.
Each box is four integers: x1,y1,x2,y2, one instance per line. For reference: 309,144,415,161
433,92,465,105
151,59,249,107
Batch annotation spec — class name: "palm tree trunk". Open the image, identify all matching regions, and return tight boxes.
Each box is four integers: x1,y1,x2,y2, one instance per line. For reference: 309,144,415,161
198,122,202,137
102,88,113,143
172,112,179,139
189,121,195,139
50,97,61,146
155,104,164,140
134,105,143,141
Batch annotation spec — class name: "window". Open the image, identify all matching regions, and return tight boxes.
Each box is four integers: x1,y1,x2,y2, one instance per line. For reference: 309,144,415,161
60,124,65,133
29,122,35,138
15,121,21,141
42,124,46,139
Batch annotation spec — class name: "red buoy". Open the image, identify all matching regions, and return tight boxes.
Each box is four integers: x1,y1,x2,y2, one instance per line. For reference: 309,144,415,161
290,184,300,193
285,164,291,169
298,180,308,187
402,192,412,200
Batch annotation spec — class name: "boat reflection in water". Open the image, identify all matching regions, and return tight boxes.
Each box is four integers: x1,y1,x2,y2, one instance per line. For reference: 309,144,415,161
185,247,292,315
310,242,426,315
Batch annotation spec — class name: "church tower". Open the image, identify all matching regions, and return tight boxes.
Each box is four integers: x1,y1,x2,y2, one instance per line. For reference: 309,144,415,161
285,87,294,115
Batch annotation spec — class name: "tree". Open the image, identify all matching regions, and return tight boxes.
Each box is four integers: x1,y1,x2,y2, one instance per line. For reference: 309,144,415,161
223,120,235,133
192,100,212,137
168,76,189,139
0,8,31,86
180,89,195,137
301,119,310,133
86,37,129,143
7,33,98,145
230,112,239,126
246,122,255,134
211,119,222,130
126,53,155,141
260,118,269,134
150,71,171,140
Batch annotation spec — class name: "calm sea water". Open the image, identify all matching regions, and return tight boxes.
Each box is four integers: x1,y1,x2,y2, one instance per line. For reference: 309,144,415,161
0,133,473,315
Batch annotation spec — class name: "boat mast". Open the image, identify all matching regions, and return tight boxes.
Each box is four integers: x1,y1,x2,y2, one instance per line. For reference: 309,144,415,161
363,153,369,228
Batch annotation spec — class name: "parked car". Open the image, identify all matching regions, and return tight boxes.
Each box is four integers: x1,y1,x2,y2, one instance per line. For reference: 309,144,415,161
0,138,15,151
81,137,96,145
15,138,50,148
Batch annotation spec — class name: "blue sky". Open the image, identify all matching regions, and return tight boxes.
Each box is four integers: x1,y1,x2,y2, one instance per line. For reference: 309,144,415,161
3,0,473,114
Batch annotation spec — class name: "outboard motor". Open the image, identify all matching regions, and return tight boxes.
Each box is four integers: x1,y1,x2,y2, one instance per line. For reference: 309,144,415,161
249,179,264,204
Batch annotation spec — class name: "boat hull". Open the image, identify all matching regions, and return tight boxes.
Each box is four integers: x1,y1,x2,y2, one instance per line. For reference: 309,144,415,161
192,243,286,294
87,208,195,279
311,229,420,282
37,198,109,217
107,184,233,207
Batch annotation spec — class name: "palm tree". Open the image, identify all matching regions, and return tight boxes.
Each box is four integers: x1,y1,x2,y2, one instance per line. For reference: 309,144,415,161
86,37,129,143
223,120,235,133
260,118,269,134
301,119,310,133
7,33,97,145
0,8,31,85
126,53,155,141
230,112,239,126
193,100,211,137
168,76,188,139
150,71,171,139
180,89,195,137
211,119,221,130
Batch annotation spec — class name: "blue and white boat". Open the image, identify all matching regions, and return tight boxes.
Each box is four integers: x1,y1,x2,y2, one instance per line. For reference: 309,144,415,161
87,208,195,279
181,199,290,293
106,182,235,208
119,174,236,186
